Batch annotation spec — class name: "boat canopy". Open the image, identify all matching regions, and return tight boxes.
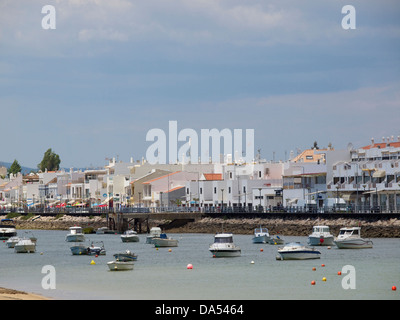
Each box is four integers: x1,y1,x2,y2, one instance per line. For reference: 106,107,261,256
214,234,233,243
339,227,360,236
313,226,330,233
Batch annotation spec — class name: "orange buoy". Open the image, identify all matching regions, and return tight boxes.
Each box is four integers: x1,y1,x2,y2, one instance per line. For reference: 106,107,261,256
260,248,263,252
392,286,397,291
337,271,342,276
312,267,316,271
321,264,325,267
311,281,316,285
187,264,193,270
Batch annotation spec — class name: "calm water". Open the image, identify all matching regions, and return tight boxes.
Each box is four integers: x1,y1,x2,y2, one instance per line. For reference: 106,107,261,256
1,230,399,300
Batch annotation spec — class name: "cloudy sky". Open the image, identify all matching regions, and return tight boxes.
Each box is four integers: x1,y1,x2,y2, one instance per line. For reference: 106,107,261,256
1,0,399,168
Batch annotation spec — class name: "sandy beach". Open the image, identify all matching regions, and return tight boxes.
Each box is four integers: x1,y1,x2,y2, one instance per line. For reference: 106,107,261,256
0,287,51,300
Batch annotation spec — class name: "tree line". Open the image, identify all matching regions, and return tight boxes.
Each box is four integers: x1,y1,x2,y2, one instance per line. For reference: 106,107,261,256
6,148,61,176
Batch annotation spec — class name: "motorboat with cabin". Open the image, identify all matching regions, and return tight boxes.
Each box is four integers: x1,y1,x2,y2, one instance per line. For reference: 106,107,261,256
146,227,162,244
252,226,271,244
0,219,17,240
209,233,241,257
121,230,140,242
308,225,335,246
334,227,373,249
277,242,321,260
66,226,85,242
14,238,36,253
153,233,179,247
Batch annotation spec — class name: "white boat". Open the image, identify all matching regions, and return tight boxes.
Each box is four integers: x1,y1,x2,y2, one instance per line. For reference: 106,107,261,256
65,226,85,242
146,227,162,244
277,242,321,260
153,233,178,247
209,233,241,257
14,238,36,253
0,219,17,240
334,227,373,249
6,236,21,248
107,260,134,271
121,230,139,242
252,226,271,244
308,225,335,246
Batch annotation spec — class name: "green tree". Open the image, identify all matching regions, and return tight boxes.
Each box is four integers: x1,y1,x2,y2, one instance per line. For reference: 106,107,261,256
8,159,22,176
38,148,61,172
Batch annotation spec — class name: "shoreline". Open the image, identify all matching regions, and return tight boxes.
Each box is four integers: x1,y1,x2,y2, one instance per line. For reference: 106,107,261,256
3,214,400,238
0,287,51,300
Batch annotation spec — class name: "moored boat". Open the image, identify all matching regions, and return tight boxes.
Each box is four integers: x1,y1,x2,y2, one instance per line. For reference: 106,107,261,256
334,227,373,249
113,250,137,261
308,225,335,246
121,230,139,243
0,219,17,240
252,226,271,244
66,226,85,242
14,238,36,253
153,233,178,247
146,227,162,244
70,243,89,255
209,233,241,258
6,236,21,248
277,242,321,260
107,260,134,271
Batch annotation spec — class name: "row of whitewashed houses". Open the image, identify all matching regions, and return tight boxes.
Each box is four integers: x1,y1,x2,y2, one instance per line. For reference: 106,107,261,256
1,137,400,212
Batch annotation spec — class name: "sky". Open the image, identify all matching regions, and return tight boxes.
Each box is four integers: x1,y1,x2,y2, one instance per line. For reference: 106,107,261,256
0,0,399,169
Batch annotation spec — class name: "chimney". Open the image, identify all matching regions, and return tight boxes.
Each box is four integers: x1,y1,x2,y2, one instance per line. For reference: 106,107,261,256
371,137,374,145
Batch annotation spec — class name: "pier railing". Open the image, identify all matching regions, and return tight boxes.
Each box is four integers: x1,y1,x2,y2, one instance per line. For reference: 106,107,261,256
1,205,399,216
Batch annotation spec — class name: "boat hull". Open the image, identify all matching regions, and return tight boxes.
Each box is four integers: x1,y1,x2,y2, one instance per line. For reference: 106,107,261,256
107,261,134,271
153,238,178,247
121,236,139,243
252,235,271,244
334,239,373,249
14,242,36,253
308,236,335,246
209,248,241,258
277,250,321,260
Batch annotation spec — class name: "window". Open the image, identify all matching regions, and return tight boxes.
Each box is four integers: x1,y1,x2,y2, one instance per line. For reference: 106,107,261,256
200,188,202,194
214,187,217,194
228,187,231,193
